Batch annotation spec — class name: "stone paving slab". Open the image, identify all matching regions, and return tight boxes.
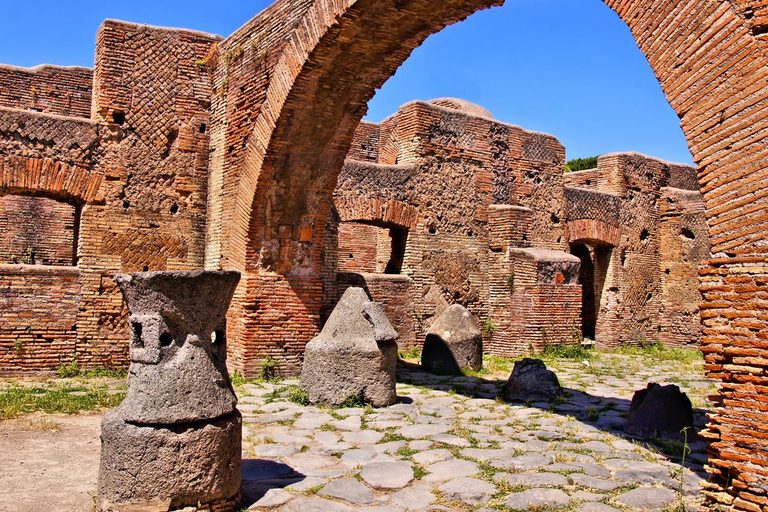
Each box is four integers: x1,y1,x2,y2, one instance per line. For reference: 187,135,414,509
237,352,710,511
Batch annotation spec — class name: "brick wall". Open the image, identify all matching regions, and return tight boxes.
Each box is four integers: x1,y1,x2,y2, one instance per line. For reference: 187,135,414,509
659,187,711,347
0,265,80,375
488,247,582,355
0,21,220,375
0,64,92,118
562,154,707,349
699,257,768,508
330,100,572,353
0,195,77,266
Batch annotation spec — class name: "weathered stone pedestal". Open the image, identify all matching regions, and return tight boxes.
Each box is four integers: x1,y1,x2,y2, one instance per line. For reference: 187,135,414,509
302,287,399,407
98,271,242,512
421,304,483,375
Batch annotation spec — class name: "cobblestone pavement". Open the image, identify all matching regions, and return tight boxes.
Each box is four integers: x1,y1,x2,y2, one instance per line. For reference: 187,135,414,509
240,352,713,512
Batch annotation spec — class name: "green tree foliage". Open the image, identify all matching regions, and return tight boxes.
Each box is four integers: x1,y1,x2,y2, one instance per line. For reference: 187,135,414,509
565,156,599,173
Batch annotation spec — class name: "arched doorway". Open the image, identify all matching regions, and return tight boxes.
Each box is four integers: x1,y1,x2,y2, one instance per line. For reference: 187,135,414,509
570,241,613,341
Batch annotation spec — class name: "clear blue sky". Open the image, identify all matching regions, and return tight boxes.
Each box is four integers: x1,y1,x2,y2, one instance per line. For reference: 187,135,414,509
0,0,693,165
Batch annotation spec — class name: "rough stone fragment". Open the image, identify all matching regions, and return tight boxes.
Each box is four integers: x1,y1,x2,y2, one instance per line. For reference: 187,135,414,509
249,488,294,509
319,478,375,505
578,503,622,512
396,424,451,439
423,459,480,482
114,271,241,424
489,453,553,471
494,472,569,487
390,485,436,510
421,304,482,374
284,497,354,512
499,358,562,402
569,474,621,491
623,383,694,438
412,449,454,466
98,409,242,511
301,287,398,407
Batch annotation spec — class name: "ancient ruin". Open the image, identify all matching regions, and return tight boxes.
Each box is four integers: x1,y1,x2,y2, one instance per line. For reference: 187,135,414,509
98,271,242,511
0,0,767,508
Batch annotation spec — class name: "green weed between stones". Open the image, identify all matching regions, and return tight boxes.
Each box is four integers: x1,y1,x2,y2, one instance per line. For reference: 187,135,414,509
285,385,310,406
398,345,422,360
55,360,126,379
0,385,124,420
379,430,406,444
542,343,594,361
613,342,702,363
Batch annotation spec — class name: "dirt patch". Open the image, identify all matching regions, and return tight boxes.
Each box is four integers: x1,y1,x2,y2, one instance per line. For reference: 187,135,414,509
0,413,102,512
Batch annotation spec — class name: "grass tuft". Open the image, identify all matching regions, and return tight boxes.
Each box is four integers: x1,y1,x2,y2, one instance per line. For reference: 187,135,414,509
0,385,124,420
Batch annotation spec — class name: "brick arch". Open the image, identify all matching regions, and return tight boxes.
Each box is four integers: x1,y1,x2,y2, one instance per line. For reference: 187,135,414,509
220,0,502,274
0,155,103,205
232,0,768,272
335,196,419,230
567,219,620,248
225,2,768,503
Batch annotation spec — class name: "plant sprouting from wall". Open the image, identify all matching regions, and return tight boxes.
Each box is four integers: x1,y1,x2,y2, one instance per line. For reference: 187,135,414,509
482,318,497,339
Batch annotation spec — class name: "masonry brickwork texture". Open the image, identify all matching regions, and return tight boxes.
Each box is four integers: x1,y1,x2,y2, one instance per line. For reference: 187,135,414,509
0,0,766,508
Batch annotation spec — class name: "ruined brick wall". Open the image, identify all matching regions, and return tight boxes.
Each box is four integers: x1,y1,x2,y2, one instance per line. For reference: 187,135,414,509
562,154,708,349
347,121,380,163
0,64,92,118
337,222,392,273
0,195,77,266
699,256,768,507
332,99,568,351
333,103,706,359
487,248,581,355
659,187,710,347
204,0,315,270
0,20,220,374
204,0,768,505
562,168,604,190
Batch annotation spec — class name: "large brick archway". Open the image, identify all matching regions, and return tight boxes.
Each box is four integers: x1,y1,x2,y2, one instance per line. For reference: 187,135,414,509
209,1,768,505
